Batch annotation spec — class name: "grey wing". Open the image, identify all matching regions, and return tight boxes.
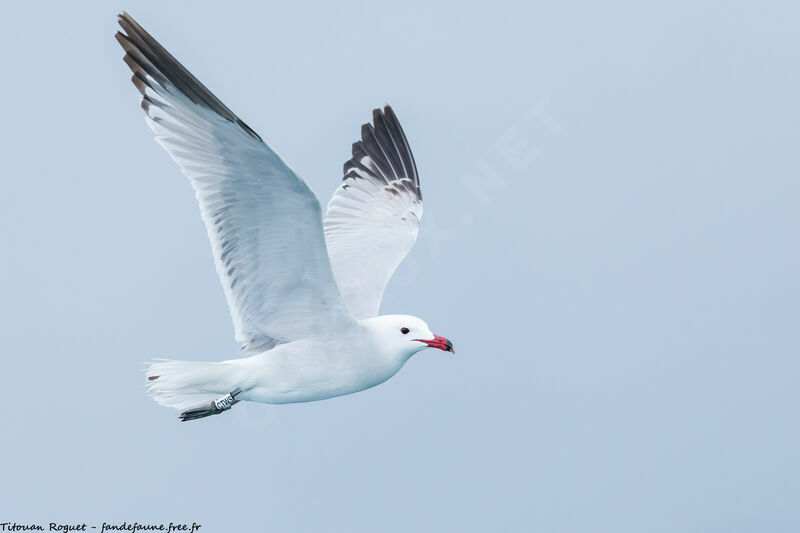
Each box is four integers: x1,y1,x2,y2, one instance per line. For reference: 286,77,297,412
116,13,356,352
323,106,423,319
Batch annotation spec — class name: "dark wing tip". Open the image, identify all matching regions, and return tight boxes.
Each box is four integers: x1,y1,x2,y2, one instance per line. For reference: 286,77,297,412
344,104,420,198
115,12,262,141
380,104,398,123
376,104,420,194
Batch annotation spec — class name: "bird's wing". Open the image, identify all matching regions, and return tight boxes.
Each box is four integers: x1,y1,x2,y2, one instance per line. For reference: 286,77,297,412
323,106,423,319
116,13,356,352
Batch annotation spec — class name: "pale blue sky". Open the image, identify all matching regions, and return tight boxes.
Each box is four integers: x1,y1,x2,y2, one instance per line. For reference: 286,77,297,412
1,1,799,531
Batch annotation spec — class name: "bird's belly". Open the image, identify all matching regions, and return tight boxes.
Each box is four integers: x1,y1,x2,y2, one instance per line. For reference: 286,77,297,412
234,344,397,405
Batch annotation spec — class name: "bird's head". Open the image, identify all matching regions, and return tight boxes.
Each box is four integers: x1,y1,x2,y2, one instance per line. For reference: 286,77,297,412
363,314,454,359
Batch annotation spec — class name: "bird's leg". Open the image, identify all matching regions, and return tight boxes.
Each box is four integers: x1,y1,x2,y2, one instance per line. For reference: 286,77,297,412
213,388,241,411
179,387,242,422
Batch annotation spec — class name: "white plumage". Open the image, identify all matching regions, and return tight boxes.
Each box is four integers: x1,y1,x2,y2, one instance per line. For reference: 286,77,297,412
116,13,453,421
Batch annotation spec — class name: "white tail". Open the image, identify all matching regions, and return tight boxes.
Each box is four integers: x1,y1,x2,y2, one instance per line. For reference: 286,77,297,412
145,359,232,410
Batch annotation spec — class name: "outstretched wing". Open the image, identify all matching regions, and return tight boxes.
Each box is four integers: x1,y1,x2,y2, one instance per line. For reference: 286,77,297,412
116,13,355,352
323,106,423,319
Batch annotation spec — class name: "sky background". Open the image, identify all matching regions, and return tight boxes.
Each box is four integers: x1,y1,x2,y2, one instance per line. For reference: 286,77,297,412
1,1,799,531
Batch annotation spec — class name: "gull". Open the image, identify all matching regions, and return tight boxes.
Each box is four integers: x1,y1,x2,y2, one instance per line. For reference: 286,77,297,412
115,13,454,421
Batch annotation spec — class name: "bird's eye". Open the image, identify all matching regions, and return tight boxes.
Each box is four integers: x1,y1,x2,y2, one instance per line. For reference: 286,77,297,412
401,327,410,335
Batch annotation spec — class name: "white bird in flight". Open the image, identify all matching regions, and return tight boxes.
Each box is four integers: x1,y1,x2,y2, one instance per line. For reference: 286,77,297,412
115,13,454,421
